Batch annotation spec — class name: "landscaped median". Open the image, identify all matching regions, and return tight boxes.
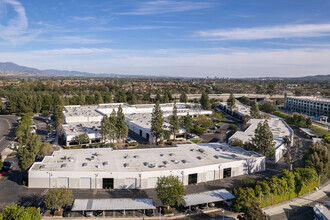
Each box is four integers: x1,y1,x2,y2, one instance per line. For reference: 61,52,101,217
232,168,320,212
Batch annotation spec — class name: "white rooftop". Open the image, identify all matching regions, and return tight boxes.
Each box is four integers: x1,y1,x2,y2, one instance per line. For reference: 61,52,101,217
182,189,235,207
219,102,251,116
31,143,262,173
287,96,330,103
72,198,156,211
230,118,293,149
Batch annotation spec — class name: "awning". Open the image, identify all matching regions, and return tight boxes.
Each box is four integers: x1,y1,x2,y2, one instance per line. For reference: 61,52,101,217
72,198,156,211
182,189,235,207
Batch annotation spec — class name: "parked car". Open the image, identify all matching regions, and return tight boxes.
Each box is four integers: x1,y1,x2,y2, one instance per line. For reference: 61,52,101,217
126,137,137,144
2,161,13,171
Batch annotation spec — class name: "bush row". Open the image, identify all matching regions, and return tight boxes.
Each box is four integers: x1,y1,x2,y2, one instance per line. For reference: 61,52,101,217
232,168,318,212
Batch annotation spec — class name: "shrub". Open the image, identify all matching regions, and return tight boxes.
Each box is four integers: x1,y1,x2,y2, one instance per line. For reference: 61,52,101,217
239,177,256,188
229,124,238,131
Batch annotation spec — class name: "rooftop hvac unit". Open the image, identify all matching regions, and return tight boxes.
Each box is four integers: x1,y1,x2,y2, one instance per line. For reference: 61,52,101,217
103,162,108,166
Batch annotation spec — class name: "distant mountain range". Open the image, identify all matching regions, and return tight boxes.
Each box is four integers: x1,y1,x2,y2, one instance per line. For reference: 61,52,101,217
0,62,329,81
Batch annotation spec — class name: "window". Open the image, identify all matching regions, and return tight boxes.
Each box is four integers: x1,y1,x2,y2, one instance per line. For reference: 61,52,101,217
223,168,232,178
103,178,114,189
188,173,198,184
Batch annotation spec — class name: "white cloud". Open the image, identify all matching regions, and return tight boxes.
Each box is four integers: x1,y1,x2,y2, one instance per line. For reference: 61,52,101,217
0,0,37,44
197,24,330,40
119,0,213,15
72,16,96,21
1,47,330,77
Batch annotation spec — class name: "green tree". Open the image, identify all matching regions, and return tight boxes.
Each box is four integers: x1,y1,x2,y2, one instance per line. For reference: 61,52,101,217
195,115,213,129
127,90,137,105
169,102,179,140
211,111,224,122
94,91,104,104
250,120,276,157
227,92,236,109
232,187,256,212
109,109,117,142
180,91,188,103
44,188,74,211
237,202,270,220
1,204,41,220
151,102,164,144
303,142,329,176
184,113,193,137
100,115,110,143
156,175,186,208
259,102,278,114
230,138,244,147
75,133,89,145
116,105,128,141
250,102,260,118
200,92,211,110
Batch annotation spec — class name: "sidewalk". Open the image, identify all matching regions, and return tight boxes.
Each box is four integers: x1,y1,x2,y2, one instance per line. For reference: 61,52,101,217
263,180,330,216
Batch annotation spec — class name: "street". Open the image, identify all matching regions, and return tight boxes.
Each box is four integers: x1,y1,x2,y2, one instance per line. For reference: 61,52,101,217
0,115,17,152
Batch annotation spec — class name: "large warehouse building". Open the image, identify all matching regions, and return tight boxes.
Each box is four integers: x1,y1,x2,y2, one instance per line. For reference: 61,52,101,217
62,103,212,145
28,143,265,189
229,118,293,163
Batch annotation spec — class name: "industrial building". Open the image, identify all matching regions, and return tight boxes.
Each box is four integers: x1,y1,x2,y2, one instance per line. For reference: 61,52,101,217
229,118,293,163
28,143,265,189
218,102,251,120
284,94,330,119
62,103,212,145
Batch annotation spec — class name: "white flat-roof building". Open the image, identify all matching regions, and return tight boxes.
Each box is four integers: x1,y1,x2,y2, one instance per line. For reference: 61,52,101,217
28,143,265,189
62,103,212,145
218,102,251,119
284,94,330,119
229,118,293,163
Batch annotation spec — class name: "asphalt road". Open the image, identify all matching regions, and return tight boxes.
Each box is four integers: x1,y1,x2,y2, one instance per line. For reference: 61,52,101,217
33,115,48,141
0,115,18,153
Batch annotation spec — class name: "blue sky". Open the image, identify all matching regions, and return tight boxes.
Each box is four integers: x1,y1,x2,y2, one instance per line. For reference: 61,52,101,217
1,0,330,77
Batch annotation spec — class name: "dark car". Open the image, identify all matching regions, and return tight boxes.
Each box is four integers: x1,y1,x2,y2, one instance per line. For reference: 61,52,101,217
2,161,14,171
146,209,155,216
63,204,72,217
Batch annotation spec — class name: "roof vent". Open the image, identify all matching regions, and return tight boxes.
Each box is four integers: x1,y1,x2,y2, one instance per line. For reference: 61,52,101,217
133,155,139,158
160,153,164,157
82,162,87,167
124,163,129,167
214,155,219,159
197,156,202,160
96,165,100,168
143,162,149,166
103,162,108,166
181,160,186,163
40,165,45,169
163,161,168,165
61,164,67,168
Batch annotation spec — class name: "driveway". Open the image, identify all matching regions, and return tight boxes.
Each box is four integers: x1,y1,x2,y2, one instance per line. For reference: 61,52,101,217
33,115,48,141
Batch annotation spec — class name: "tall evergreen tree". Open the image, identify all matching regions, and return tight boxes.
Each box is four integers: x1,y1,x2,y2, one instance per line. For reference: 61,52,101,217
94,91,104,104
100,115,110,143
109,109,117,142
116,105,127,141
250,120,276,157
250,102,260,118
227,92,236,109
151,102,164,144
170,102,179,140
180,91,188,103
184,113,193,138
200,92,211,110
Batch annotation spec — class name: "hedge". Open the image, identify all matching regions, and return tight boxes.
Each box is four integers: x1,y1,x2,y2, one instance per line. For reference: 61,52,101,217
233,168,318,212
